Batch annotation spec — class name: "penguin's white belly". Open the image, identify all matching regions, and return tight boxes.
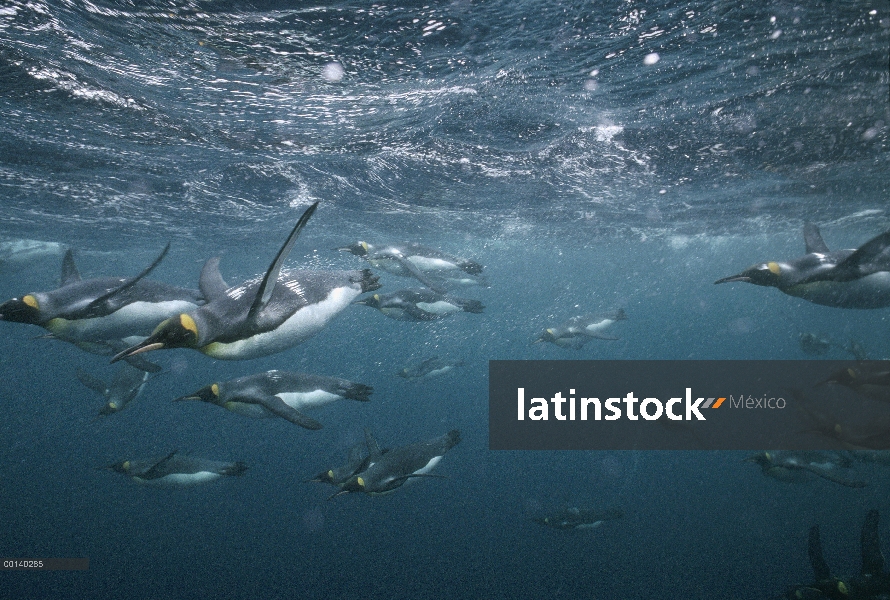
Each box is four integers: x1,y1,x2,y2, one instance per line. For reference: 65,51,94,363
412,455,442,476
47,300,199,342
134,471,221,486
278,390,341,410
416,301,459,315
583,319,614,335
407,256,457,271
203,286,359,359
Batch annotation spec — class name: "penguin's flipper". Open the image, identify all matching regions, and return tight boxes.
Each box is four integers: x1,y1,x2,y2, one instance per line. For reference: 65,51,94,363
60,249,81,286
199,256,229,301
804,223,831,254
139,451,178,479
825,230,890,282
81,243,171,317
861,509,884,577
388,252,448,294
808,524,832,581
798,464,868,488
584,333,620,341
75,371,108,396
246,201,319,324
256,394,323,430
364,428,383,458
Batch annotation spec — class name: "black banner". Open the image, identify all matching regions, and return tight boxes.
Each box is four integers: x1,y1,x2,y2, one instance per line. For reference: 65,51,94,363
489,360,890,450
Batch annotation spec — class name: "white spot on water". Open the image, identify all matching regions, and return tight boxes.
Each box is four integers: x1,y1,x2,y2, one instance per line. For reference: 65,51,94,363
321,62,344,82
643,53,660,65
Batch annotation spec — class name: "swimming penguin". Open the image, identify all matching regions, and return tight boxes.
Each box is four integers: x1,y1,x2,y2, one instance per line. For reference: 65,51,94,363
822,363,890,403
532,507,624,531
337,241,484,286
0,245,204,344
398,357,465,380
104,451,248,487
715,223,890,308
307,436,390,487
799,332,834,356
112,202,380,362
76,363,152,417
533,310,627,349
354,289,483,321
744,451,866,488
330,429,461,498
0,238,67,271
175,370,372,430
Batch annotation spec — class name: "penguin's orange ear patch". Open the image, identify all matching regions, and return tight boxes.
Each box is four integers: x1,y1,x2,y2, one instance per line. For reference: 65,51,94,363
767,262,781,275
23,295,38,309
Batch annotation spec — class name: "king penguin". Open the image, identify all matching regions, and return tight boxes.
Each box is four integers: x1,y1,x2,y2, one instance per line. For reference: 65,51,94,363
355,289,483,321
104,451,248,487
307,436,390,486
533,310,627,349
112,202,380,362
398,357,465,380
337,241,484,292
330,429,461,498
175,370,373,430
715,223,890,308
0,245,204,344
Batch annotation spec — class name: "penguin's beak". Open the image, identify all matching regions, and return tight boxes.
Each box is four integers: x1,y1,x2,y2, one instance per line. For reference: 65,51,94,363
111,341,165,363
173,393,200,402
714,274,751,284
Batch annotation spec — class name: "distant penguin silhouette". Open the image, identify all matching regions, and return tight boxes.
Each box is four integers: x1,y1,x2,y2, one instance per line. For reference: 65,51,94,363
534,310,627,349
744,451,866,488
76,363,152,417
175,370,372,430
715,223,890,308
104,452,247,487
113,203,380,362
355,289,483,321
337,241,483,292
398,357,465,380
532,507,624,531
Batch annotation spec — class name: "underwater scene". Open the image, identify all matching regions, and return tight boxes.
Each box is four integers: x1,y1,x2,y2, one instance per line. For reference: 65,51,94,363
0,1,888,598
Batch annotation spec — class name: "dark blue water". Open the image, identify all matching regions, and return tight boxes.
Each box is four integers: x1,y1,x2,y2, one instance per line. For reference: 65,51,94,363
1,1,888,598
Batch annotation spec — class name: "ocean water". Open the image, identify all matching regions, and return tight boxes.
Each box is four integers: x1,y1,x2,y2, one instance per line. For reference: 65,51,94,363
0,0,888,598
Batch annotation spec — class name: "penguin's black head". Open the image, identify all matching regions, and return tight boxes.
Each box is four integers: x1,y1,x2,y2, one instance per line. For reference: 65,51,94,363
822,367,858,388
328,475,366,499
336,241,370,257
0,295,42,324
308,469,337,484
111,313,199,363
106,460,131,474
98,401,122,416
743,452,772,470
174,383,219,404
354,294,381,309
533,329,558,344
714,262,783,287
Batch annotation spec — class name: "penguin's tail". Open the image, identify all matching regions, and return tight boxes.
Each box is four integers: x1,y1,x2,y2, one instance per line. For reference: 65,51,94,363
444,429,462,450
344,383,373,402
354,269,381,293
459,299,485,314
